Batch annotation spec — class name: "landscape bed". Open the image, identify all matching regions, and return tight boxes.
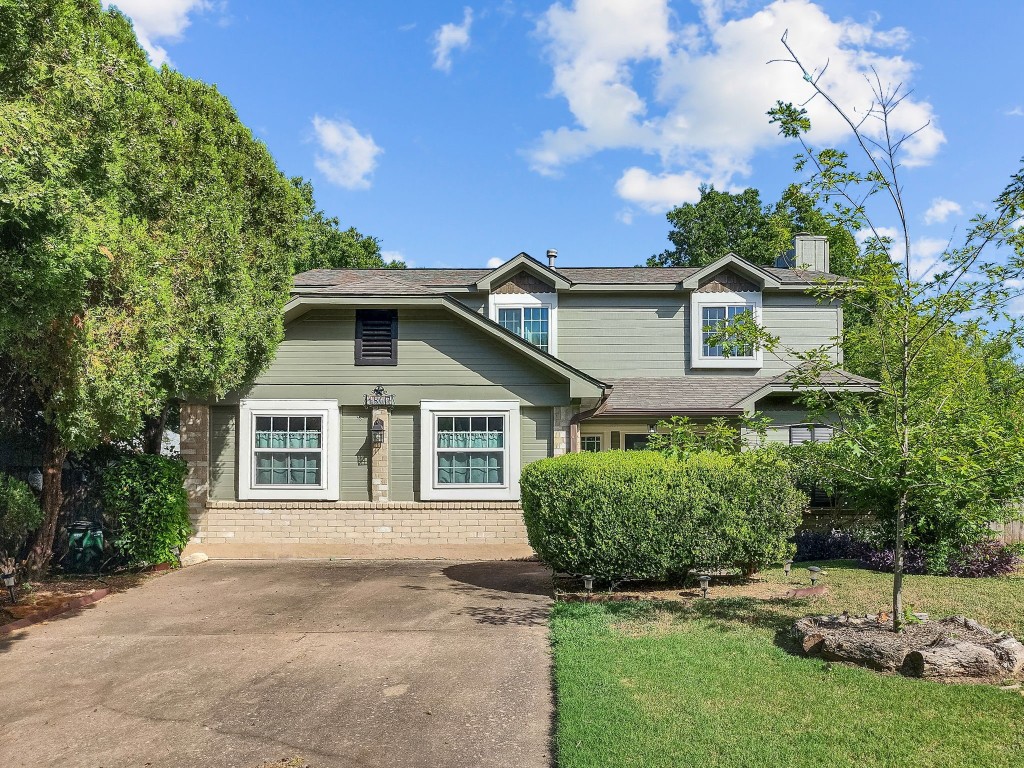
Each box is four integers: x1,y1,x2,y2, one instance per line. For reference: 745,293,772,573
551,561,1024,768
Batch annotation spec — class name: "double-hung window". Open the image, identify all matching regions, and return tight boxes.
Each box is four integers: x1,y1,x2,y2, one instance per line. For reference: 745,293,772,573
239,399,341,501
691,291,762,369
498,306,550,352
420,400,521,500
702,305,754,358
435,416,505,485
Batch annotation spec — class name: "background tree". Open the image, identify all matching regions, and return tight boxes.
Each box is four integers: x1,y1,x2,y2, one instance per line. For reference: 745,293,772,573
648,183,859,274
0,0,307,569
291,177,403,274
729,34,1024,630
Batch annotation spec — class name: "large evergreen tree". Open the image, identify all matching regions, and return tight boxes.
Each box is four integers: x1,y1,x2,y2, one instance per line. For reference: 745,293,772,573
0,0,307,569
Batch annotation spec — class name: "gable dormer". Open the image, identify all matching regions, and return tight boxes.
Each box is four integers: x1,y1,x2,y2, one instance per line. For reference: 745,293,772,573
687,255,766,371
480,252,568,355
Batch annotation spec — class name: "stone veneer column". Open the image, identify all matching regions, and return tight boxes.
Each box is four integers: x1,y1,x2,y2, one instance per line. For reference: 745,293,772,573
179,404,210,536
552,405,578,456
370,407,390,502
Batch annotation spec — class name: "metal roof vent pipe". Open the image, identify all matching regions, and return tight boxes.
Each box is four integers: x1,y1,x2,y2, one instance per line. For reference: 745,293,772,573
547,249,558,268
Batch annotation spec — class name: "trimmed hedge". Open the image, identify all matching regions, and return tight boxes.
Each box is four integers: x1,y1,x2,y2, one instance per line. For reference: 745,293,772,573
520,450,805,580
101,454,191,566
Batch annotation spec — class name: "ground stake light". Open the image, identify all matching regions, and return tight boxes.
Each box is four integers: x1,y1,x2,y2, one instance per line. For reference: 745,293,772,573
697,573,711,599
808,566,823,586
783,559,793,577
583,575,594,594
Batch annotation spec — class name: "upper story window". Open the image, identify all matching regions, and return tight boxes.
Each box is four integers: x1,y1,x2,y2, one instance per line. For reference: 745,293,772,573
702,305,754,358
498,306,550,352
355,309,397,366
489,284,557,355
690,290,762,369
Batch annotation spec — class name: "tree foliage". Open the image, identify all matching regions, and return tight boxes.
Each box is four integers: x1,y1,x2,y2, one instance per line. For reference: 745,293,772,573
0,0,308,568
291,177,403,274
743,33,1024,629
648,183,859,274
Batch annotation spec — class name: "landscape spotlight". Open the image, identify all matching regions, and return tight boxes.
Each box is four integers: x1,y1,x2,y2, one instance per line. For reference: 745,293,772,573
808,566,823,586
697,573,711,599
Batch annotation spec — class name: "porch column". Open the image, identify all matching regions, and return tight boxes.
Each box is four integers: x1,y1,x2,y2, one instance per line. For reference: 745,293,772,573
179,403,210,537
552,405,578,456
370,407,390,502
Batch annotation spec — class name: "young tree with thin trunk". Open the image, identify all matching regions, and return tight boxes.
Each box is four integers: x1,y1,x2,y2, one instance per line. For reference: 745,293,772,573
717,33,1024,632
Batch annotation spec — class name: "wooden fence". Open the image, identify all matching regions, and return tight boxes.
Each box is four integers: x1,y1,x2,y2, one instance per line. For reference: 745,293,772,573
993,520,1024,546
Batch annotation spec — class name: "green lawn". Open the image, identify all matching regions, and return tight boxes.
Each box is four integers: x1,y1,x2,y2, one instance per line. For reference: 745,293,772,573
551,562,1024,768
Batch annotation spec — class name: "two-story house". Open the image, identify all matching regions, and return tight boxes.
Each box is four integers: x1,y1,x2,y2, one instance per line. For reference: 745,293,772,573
180,234,875,559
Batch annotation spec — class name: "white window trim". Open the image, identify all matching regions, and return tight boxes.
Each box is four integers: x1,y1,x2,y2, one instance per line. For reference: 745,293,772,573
488,292,558,355
690,290,763,369
238,399,341,501
419,400,521,501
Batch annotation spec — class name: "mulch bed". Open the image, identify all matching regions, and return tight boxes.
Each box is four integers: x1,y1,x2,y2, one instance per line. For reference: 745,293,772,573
0,570,158,630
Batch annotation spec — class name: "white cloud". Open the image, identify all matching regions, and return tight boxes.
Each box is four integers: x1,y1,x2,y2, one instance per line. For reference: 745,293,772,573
381,250,407,266
615,167,704,212
486,257,505,268
857,228,949,281
1006,106,1024,117
528,0,944,209
105,1,213,66
311,116,383,190
924,197,962,225
433,7,474,73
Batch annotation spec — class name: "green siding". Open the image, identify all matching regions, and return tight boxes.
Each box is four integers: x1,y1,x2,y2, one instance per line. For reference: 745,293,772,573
388,407,418,502
757,397,835,444
341,407,371,501
759,294,841,376
231,307,568,406
521,407,553,466
209,406,237,500
559,293,685,378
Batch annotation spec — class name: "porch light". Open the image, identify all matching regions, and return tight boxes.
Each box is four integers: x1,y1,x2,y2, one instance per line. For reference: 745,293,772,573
783,559,793,577
648,423,657,434
808,566,823,586
697,573,711,598
2,570,15,604
583,574,594,593
371,418,386,446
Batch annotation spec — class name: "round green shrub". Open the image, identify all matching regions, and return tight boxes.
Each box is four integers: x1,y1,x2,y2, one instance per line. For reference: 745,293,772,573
521,450,805,580
0,473,43,559
101,454,191,566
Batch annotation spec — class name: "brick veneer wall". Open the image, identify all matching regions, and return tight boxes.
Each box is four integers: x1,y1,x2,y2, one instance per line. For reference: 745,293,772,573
191,500,529,547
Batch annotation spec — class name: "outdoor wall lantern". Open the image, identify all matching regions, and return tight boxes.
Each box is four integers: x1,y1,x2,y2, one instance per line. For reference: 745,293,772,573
697,573,711,598
648,423,657,434
808,566,823,586
371,418,386,446
583,574,595,594
783,559,793,577
2,570,16,604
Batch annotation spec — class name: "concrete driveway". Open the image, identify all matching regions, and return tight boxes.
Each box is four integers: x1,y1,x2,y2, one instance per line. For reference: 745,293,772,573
0,560,554,768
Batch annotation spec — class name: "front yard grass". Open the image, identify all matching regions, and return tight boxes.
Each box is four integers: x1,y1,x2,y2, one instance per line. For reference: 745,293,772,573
552,561,1024,768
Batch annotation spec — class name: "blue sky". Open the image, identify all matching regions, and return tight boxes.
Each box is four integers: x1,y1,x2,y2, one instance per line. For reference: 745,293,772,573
108,1,1023,271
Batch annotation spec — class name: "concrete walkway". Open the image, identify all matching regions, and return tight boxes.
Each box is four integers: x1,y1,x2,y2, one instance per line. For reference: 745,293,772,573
0,560,554,768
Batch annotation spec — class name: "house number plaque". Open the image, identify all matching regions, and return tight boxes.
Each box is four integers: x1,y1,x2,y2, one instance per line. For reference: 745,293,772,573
364,385,395,408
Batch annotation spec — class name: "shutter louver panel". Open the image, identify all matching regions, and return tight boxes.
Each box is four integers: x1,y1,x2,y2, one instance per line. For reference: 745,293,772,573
355,310,397,365
790,426,813,445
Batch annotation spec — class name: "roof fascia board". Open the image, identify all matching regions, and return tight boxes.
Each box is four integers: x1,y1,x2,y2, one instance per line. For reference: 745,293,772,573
735,382,878,411
681,253,783,290
475,252,571,291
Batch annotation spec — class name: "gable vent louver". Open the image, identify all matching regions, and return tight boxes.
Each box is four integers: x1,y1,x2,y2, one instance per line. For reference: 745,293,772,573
356,310,397,366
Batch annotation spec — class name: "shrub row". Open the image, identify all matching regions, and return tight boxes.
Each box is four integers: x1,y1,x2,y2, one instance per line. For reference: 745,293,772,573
521,450,805,580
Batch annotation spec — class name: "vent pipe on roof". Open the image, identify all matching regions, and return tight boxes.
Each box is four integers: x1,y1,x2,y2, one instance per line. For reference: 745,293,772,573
547,249,558,268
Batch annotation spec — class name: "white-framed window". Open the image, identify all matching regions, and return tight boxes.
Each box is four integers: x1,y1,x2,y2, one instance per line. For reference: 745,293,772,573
238,399,340,501
790,424,834,445
489,292,558,354
690,291,762,369
419,400,521,501
580,435,602,452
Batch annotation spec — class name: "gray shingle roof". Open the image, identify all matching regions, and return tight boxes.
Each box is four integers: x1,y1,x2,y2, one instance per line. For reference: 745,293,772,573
595,370,877,416
292,265,847,293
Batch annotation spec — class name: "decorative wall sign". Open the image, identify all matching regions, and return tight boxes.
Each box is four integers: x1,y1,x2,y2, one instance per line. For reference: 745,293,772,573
364,385,395,408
